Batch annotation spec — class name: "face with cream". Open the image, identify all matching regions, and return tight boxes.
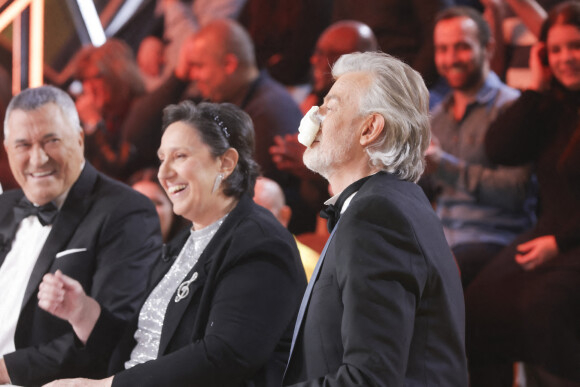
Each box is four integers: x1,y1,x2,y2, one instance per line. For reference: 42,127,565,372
297,106,323,147
302,72,370,180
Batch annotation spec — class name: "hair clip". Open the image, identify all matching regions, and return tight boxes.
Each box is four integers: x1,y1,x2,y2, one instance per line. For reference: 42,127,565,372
213,114,230,139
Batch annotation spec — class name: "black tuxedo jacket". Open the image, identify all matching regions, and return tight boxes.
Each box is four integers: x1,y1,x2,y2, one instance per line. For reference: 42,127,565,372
284,172,468,386
0,163,162,386
84,195,307,387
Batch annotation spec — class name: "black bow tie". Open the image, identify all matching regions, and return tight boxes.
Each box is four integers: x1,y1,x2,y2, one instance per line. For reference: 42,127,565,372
14,197,59,226
320,174,375,232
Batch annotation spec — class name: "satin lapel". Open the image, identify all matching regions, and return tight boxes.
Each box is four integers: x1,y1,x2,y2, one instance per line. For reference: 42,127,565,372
21,164,98,311
285,221,339,373
0,191,23,267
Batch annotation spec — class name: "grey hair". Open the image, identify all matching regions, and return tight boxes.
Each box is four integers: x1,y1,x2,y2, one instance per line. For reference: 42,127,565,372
332,51,430,183
4,85,82,138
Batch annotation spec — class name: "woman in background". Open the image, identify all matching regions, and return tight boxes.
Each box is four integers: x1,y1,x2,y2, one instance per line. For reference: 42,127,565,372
129,168,187,243
465,2,580,386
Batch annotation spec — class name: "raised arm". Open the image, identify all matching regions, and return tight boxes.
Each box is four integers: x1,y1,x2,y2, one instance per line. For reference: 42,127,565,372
505,0,547,38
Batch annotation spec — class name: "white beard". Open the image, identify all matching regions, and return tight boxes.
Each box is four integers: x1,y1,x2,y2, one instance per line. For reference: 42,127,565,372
303,136,354,180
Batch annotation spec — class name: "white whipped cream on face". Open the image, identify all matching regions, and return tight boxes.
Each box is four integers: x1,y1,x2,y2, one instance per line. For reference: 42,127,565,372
297,106,322,147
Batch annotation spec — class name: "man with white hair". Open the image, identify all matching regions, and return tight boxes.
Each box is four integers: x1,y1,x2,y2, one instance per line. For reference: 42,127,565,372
283,51,468,386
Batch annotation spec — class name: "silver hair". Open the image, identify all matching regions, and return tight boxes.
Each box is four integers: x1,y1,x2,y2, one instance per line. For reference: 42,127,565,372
332,51,431,183
4,85,82,138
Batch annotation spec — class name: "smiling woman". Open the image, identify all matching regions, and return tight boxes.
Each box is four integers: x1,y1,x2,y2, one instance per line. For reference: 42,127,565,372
37,101,307,387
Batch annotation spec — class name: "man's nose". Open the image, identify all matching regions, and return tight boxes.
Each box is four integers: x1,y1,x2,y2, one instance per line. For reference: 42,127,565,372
30,144,49,166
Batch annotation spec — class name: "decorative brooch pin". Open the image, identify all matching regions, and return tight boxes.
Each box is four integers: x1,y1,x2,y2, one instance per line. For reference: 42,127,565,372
175,271,198,303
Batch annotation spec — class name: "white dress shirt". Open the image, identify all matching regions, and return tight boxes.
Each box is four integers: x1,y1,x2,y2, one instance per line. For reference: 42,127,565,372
0,216,52,356
0,192,68,357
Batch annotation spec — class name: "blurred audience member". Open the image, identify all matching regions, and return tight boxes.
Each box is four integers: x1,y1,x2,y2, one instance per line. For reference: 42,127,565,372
253,177,318,280
129,168,187,243
423,6,536,287
466,2,580,385
301,20,378,114
38,101,306,387
73,38,146,180
332,0,452,87
137,36,166,91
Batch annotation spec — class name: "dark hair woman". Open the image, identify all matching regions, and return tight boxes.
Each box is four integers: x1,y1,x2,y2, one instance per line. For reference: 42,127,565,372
38,101,307,387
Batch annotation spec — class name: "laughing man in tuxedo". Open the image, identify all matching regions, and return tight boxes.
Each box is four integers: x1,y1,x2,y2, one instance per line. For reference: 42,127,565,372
283,52,468,386
0,86,161,386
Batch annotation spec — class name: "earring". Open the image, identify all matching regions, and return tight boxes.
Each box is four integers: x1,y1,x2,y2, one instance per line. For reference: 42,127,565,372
212,173,224,193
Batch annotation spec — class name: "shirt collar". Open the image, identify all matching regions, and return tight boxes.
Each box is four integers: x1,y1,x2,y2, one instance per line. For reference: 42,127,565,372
324,191,357,215
442,71,502,113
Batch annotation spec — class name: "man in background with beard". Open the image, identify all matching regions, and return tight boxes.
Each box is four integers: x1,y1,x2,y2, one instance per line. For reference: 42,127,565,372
422,6,536,288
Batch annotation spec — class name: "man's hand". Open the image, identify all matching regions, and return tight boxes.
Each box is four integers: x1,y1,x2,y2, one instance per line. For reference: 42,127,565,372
43,376,114,387
423,136,443,176
174,34,196,81
528,42,552,91
38,270,101,344
75,94,103,133
515,235,559,270
0,358,10,384
269,134,316,180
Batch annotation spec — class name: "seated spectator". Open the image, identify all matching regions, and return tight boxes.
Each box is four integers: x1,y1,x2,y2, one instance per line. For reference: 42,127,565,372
0,85,160,386
38,101,307,387
253,177,319,280
300,20,378,114
136,36,166,92
423,6,536,287
73,38,146,180
465,2,580,385
155,0,247,81
128,168,188,243
283,51,468,386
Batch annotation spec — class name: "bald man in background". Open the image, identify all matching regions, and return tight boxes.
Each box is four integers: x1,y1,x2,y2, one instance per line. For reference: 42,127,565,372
254,177,318,281
301,20,379,113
